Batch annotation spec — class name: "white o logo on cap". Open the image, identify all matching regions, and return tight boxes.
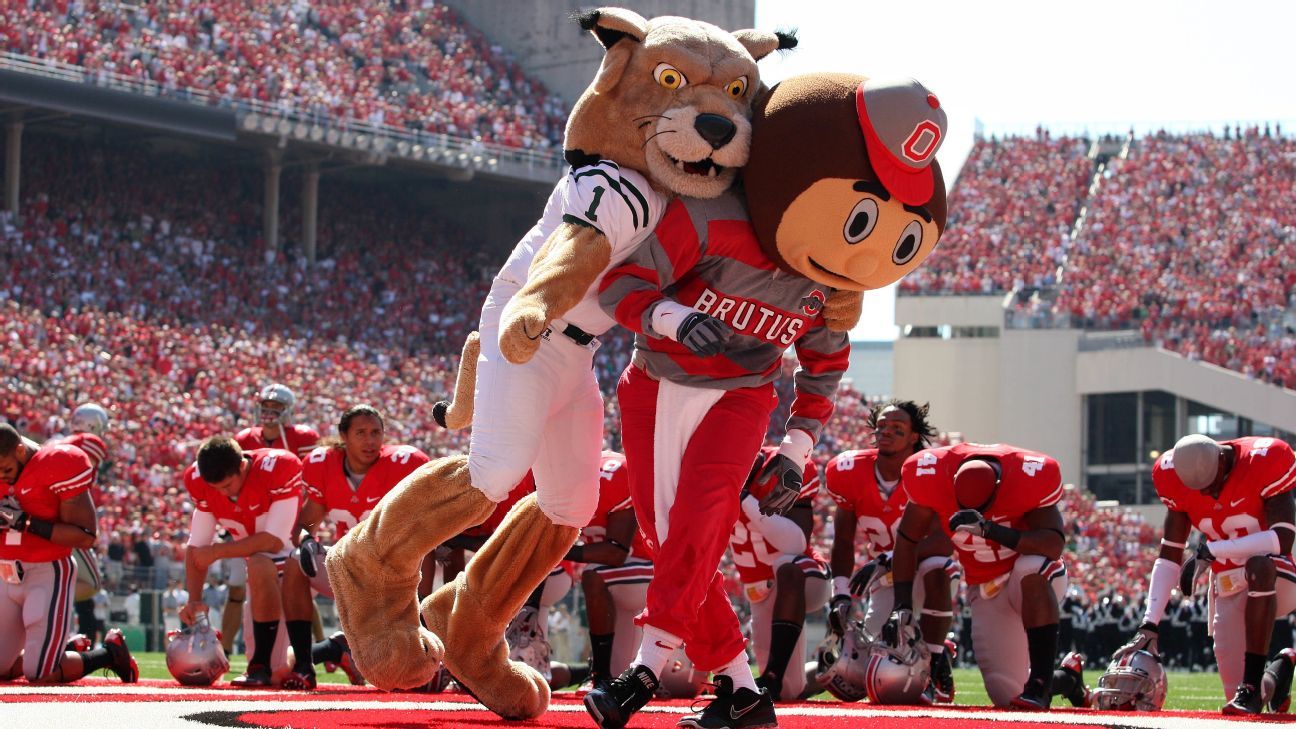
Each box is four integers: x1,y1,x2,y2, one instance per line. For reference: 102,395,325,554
902,121,942,164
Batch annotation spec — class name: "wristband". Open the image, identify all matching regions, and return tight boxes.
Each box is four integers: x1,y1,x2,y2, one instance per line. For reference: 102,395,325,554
983,521,1021,550
25,516,55,541
832,576,850,597
1138,621,1159,634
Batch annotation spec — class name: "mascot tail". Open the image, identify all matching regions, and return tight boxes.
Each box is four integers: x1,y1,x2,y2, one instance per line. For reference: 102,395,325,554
432,331,480,430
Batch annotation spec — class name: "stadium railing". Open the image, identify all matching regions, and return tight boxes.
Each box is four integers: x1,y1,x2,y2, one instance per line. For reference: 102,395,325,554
0,51,567,180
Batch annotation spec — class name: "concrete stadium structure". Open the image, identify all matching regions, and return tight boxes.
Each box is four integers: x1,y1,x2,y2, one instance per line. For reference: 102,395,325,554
894,294,1296,505
442,1,756,104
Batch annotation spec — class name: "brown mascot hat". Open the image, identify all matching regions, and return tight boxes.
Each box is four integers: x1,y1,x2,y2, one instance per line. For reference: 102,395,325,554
745,73,948,292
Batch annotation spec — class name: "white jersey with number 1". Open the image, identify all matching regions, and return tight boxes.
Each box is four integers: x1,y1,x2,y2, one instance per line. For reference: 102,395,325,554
495,161,665,336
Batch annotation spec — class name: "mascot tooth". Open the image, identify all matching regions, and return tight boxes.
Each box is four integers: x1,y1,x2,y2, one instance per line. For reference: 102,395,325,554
324,7,793,720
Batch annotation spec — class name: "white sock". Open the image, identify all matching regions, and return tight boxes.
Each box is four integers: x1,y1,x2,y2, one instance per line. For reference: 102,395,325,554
715,649,758,692
632,625,683,677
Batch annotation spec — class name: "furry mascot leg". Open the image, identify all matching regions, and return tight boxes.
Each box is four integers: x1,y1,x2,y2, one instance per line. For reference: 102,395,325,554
324,456,495,690
422,493,578,719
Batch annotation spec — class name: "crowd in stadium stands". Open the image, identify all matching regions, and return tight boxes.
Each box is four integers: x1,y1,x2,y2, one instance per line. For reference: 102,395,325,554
2,0,567,149
902,126,1296,391
1061,131,1296,390
4,135,499,356
898,132,1093,295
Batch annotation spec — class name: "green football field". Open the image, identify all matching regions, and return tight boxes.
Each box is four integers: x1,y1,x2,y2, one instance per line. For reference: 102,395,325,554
130,653,1230,711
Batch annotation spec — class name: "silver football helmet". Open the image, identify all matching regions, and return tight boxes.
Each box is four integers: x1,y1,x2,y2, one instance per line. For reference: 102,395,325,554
255,384,296,426
813,622,873,702
71,403,110,435
863,638,931,704
166,614,230,686
505,606,552,681
656,648,703,699
1092,649,1167,711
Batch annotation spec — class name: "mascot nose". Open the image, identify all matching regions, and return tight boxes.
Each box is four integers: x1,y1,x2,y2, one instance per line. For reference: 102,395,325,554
694,113,736,149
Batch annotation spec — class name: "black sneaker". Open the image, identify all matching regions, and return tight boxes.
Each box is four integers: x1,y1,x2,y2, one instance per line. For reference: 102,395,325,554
677,675,777,729
1265,648,1296,712
1009,677,1052,711
103,629,139,684
1223,683,1263,715
584,664,659,729
754,672,783,703
930,650,954,703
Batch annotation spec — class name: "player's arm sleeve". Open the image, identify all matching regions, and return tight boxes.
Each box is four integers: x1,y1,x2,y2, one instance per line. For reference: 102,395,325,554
784,325,851,442
1259,440,1296,498
188,510,218,548
48,450,95,498
1036,457,1064,507
741,496,808,555
301,459,326,502
261,498,299,548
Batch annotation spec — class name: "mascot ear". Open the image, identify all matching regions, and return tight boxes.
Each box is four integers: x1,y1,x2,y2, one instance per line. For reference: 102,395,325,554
574,8,649,93
732,29,798,61
575,8,649,48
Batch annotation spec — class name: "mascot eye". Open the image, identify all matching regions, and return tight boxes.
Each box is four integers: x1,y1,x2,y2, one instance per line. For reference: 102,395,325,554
843,199,879,244
892,221,924,265
653,63,688,90
725,77,748,98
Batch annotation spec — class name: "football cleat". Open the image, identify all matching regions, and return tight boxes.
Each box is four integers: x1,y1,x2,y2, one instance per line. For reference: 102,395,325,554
66,633,93,653
230,663,275,688
1264,647,1296,713
1057,651,1092,708
280,669,317,691
1223,683,1263,715
676,675,777,729
584,664,659,729
327,633,365,686
930,649,955,703
103,628,139,684
1009,677,1052,711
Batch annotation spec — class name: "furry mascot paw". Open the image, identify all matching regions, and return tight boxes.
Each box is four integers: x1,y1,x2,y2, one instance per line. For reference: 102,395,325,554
420,495,574,720
823,289,865,332
323,456,495,690
498,296,548,365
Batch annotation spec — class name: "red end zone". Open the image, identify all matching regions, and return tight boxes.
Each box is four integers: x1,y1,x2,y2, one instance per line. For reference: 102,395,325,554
2,679,1291,728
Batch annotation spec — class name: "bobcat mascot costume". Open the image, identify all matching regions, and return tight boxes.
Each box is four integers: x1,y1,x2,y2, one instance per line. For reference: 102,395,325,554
324,8,818,720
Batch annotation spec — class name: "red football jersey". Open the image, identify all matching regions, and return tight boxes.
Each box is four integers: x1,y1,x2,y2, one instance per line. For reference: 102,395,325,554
903,443,1062,585
580,451,649,559
235,424,320,460
461,472,537,538
50,432,109,503
1154,436,1296,573
302,444,430,538
183,449,303,541
52,433,107,471
730,447,824,584
825,449,909,557
0,444,94,562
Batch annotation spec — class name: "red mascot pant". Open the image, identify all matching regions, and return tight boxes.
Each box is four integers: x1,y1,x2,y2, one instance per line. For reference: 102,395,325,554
617,363,777,671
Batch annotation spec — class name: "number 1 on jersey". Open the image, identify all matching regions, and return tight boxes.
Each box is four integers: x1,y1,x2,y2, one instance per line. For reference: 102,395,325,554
584,186,606,221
